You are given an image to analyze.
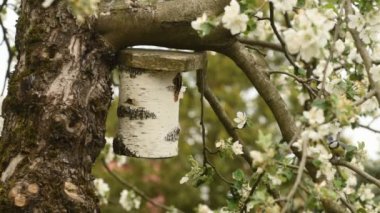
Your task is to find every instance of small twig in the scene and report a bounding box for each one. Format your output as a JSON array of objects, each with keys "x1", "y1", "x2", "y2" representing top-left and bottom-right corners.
[
  {"x1": 275, "y1": 161, "x2": 309, "y2": 175},
  {"x1": 268, "y1": 2, "x2": 299, "y2": 72},
  {"x1": 357, "y1": 123, "x2": 380, "y2": 134},
  {"x1": 101, "y1": 159, "x2": 181, "y2": 212},
  {"x1": 284, "y1": 12, "x2": 292, "y2": 28},
  {"x1": 205, "y1": 147, "x2": 219, "y2": 154},
  {"x1": 201, "y1": 83, "x2": 252, "y2": 164},
  {"x1": 354, "y1": 90, "x2": 376, "y2": 106},
  {"x1": 330, "y1": 159, "x2": 380, "y2": 188},
  {"x1": 268, "y1": 71, "x2": 318, "y2": 97},
  {"x1": 205, "y1": 159, "x2": 234, "y2": 185},
  {"x1": 197, "y1": 68, "x2": 234, "y2": 185},
  {"x1": 340, "y1": 195, "x2": 356, "y2": 213},
  {"x1": 237, "y1": 38, "x2": 284, "y2": 52},
  {"x1": 198, "y1": 68, "x2": 207, "y2": 168},
  {"x1": 281, "y1": 136, "x2": 308, "y2": 213},
  {"x1": 240, "y1": 172, "x2": 265, "y2": 213}
]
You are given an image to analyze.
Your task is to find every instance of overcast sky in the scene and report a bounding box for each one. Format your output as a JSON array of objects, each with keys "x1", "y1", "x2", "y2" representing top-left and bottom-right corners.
[{"x1": 0, "y1": 4, "x2": 379, "y2": 159}]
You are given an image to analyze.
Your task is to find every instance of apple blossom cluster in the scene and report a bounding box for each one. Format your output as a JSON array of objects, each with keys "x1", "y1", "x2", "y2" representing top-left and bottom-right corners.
[
  {"x1": 221, "y1": 0, "x2": 249, "y2": 35},
  {"x1": 179, "y1": 156, "x2": 212, "y2": 186},
  {"x1": 269, "y1": 0, "x2": 297, "y2": 13},
  {"x1": 215, "y1": 138, "x2": 243, "y2": 156},
  {"x1": 119, "y1": 189, "x2": 141, "y2": 211},
  {"x1": 93, "y1": 178, "x2": 110, "y2": 205},
  {"x1": 283, "y1": 8, "x2": 336, "y2": 62},
  {"x1": 191, "y1": 0, "x2": 249, "y2": 36}
]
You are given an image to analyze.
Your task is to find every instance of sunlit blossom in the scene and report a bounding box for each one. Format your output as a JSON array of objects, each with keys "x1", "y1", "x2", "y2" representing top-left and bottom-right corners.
[
  {"x1": 303, "y1": 107, "x2": 325, "y2": 126},
  {"x1": 222, "y1": 0, "x2": 249, "y2": 35},
  {"x1": 231, "y1": 141, "x2": 243, "y2": 155},
  {"x1": 234, "y1": 111, "x2": 247, "y2": 129},
  {"x1": 191, "y1": 13, "x2": 208, "y2": 31}
]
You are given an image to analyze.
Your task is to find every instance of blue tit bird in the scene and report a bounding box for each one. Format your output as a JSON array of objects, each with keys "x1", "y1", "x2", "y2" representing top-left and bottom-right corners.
[{"x1": 327, "y1": 135, "x2": 346, "y2": 158}]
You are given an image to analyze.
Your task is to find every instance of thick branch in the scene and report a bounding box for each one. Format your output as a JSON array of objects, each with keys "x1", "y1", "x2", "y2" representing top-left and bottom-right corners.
[
  {"x1": 219, "y1": 42, "x2": 297, "y2": 142},
  {"x1": 96, "y1": 0, "x2": 232, "y2": 50}
]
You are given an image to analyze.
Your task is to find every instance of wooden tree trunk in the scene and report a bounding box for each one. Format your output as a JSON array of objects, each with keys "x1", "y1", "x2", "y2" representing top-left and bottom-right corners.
[{"x1": 0, "y1": 1, "x2": 111, "y2": 211}]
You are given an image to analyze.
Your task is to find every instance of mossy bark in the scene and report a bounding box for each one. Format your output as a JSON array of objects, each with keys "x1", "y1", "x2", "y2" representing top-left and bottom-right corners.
[{"x1": 0, "y1": 1, "x2": 111, "y2": 211}]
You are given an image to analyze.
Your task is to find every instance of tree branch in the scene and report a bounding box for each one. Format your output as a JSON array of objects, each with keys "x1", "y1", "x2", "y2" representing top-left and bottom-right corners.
[
  {"x1": 237, "y1": 38, "x2": 284, "y2": 52},
  {"x1": 331, "y1": 159, "x2": 380, "y2": 188}
]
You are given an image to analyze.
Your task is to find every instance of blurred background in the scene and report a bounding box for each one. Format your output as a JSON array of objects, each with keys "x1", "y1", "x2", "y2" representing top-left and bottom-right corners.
[{"x1": 93, "y1": 52, "x2": 380, "y2": 212}]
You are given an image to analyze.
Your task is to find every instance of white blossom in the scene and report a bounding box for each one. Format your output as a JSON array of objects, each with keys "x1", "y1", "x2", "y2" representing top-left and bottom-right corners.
[
  {"x1": 372, "y1": 44, "x2": 380, "y2": 60},
  {"x1": 360, "y1": 97, "x2": 378, "y2": 113},
  {"x1": 335, "y1": 39, "x2": 345, "y2": 55},
  {"x1": 283, "y1": 9, "x2": 335, "y2": 62},
  {"x1": 343, "y1": 175, "x2": 357, "y2": 194},
  {"x1": 233, "y1": 111, "x2": 247, "y2": 129},
  {"x1": 93, "y1": 178, "x2": 110, "y2": 205},
  {"x1": 269, "y1": 0, "x2": 297, "y2": 13},
  {"x1": 179, "y1": 176, "x2": 189, "y2": 184},
  {"x1": 303, "y1": 107, "x2": 325, "y2": 126},
  {"x1": 316, "y1": 161, "x2": 336, "y2": 181},
  {"x1": 197, "y1": 204, "x2": 214, "y2": 213},
  {"x1": 268, "y1": 174, "x2": 282, "y2": 186},
  {"x1": 249, "y1": 150, "x2": 264, "y2": 165},
  {"x1": 42, "y1": 0, "x2": 55, "y2": 8},
  {"x1": 0, "y1": 117, "x2": 3, "y2": 136},
  {"x1": 215, "y1": 139, "x2": 226, "y2": 149},
  {"x1": 222, "y1": 0, "x2": 248, "y2": 35},
  {"x1": 231, "y1": 141, "x2": 243, "y2": 155},
  {"x1": 178, "y1": 86, "x2": 187, "y2": 100},
  {"x1": 119, "y1": 190, "x2": 141, "y2": 211},
  {"x1": 200, "y1": 186, "x2": 210, "y2": 201},
  {"x1": 358, "y1": 185, "x2": 375, "y2": 201},
  {"x1": 191, "y1": 13, "x2": 208, "y2": 31},
  {"x1": 370, "y1": 64, "x2": 380, "y2": 82},
  {"x1": 348, "y1": 13, "x2": 366, "y2": 32}
]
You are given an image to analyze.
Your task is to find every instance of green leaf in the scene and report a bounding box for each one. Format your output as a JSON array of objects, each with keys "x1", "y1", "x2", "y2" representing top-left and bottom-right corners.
[{"x1": 232, "y1": 169, "x2": 246, "y2": 182}]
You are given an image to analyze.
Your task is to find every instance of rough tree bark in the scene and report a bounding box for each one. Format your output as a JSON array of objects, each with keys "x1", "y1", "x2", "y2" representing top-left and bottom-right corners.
[
  {"x1": 0, "y1": 0, "x2": 345, "y2": 212},
  {"x1": 0, "y1": 1, "x2": 112, "y2": 211}
]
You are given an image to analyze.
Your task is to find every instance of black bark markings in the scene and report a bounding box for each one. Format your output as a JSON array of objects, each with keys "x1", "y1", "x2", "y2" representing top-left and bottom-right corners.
[
  {"x1": 117, "y1": 106, "x2": 156, "y2": 120},
  {"x1": 167, "y1": 73, "x2": 182, "y2": 102},
  {"x1": 124, "y1": 67, "x2": 144, "y2": 78},
  {"x1": 113, "y1": 135, "x2": 137, "y2": 157},
  {"x1": 164, "y1": 126, "x2": 180, "y2": 142}
]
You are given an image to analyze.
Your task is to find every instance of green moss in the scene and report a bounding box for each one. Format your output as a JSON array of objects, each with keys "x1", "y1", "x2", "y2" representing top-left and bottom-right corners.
[{"x1": 25, "y1": 25, "x2": 46, "y2": 44}]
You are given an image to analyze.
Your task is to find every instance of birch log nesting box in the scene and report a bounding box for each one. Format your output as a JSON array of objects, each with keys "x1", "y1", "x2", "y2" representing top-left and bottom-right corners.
[{"x1": 114, "y1": 48, "x2": 207, "y2": 158}]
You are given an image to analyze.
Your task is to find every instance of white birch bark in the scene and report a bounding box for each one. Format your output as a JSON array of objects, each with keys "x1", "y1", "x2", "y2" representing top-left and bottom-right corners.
[{"x1": 114, "y1": 49, "x2": 206, "y2": 158}]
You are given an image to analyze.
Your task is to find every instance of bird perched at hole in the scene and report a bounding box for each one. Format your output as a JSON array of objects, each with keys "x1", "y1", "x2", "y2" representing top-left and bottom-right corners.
[{"x1": 327, "y1": 135, "x2": 346, "y2": 158}]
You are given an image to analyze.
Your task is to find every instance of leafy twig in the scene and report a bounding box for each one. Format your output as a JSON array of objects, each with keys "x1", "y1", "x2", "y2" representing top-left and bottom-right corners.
[
  {"x1": 268, "y1": 2, "x2": 299, "y2": 72},
  {"x1": 240, "y1": 172, "x2": 265, "y2": 213},
  {"x1": 281, "y1": 135, "x2": 308, "y2": 213}
]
